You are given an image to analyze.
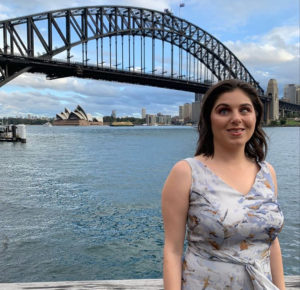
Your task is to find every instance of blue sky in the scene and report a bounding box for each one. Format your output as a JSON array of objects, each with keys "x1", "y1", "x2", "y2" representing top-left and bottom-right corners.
[{"x1": 0, "y1": 0, "x2": 299, "y2": 118}]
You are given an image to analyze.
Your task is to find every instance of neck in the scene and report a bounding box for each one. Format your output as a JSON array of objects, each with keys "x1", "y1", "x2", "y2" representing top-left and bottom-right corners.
[{"x1": 212, "y1": 142, "x2": 248, "y2": 164}]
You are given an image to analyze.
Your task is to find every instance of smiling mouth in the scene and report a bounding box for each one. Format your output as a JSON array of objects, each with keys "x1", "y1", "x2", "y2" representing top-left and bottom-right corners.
[{"x1": 227, "y1": 128, "x2": 245, "y2": 132}]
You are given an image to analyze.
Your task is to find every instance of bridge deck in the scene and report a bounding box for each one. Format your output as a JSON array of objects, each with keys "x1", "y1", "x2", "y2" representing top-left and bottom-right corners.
[{"x1": 0, "y1": 276, "x2": 299, "y2": 289}]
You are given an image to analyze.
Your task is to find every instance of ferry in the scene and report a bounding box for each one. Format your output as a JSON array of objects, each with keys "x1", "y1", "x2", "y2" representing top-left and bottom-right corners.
[{"x1": 110, "y1": 121, "x2": 134, "y2": 127}]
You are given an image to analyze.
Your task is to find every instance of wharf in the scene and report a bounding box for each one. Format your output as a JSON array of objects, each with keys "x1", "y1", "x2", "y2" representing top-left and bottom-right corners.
[
  {"x1": 0, "y1": 276, "x2": 299, "y2": 290},
  {"x1": 0, "y1": 124, "x2": 26, "y2": 143}
]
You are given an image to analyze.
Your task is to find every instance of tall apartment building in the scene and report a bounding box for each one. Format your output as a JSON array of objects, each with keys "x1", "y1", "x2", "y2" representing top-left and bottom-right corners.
[
  {"x1": 192, "y1": 93, "x2": 203, "y2": 123},
  {"x1": 183, "y1": 103, "x2": 192, "y2": 122},
  {"x1": 141, "y1": 108, "x2": 146, "y2": 119},
  {"x1": 146, "y1": 114, "x2": 156, "y2": 125},
  {"x1": 296, "y1": 88, "x2": 300, "y2": 105},
  {"x1": 284, "y1": 84, "x2": 297, "y2": 104},
  {"x1": 157, "y1": 113, "x2": 172, "y2": 125},
  {"x1": 192, "y1": 102, "x2": 201, "y2": 123},
  {"x1": 179, "y1": 105, "x2": 184, "y2": 119},
  {"x1": 266, "y1": 79, "x2": 279, "y2": 120},
  {"x1": 111, "y1": 110, "x2": 116, "y2": 118}
]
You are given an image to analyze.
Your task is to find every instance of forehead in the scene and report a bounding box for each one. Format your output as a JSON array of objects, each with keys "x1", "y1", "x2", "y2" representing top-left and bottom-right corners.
[{"x1": 213, "y1": 89, "x2": 253, "y2": 107}]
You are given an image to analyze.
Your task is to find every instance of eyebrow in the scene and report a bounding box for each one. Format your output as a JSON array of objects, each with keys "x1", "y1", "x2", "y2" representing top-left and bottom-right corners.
[{"x1": 214, "y1": 103, "x2": 253, "y2": 109}]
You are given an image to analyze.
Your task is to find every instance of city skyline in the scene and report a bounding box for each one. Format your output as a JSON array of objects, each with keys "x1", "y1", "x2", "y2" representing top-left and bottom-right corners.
[{"x1": 0, "y1": 0, "x2": 298, "y2": 118}]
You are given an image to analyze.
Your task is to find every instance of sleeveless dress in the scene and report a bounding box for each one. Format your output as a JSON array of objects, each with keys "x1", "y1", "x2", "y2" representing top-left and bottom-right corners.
[{"x1": 182, "y1": 158, "x2": 284, "y2": 290}]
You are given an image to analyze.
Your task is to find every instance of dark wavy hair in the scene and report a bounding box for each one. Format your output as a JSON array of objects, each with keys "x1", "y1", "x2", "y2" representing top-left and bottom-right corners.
[{"x1": 195, "y1": 79, "x2": 268, "y2": 161}]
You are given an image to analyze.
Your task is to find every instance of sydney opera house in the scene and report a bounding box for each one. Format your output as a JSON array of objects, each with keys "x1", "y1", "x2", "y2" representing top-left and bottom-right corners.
[{"x1": 53, "y1": 105, "x2": 103, "y2": 126}]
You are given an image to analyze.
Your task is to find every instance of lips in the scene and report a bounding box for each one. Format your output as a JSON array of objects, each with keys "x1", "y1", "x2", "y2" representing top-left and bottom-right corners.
[
  {"x1": 227, "y1": 128, "x2": 245, "y2": 132},
  {"x1": 226, "y1": 128, "x2": 245, "y2": 136}
]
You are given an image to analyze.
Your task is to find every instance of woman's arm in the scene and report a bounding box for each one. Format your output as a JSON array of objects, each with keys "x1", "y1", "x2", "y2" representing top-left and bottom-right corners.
[
  {"x1": 162, "y1": 160, "x2": 191, "y2": 290},
  {"x1": 267, "y1": 163, "x2": 285, "y2": 289},
  {"x1": 270, "y1": 238, "x2": 285, "y2": 289}
]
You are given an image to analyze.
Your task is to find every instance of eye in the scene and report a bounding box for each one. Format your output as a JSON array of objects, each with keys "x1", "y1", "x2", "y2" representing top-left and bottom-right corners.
[
  {"x1": 218, "y1": 108, "x2": 229, "y2": 115},
  {"x1": 240, "y1": 107, "x2": 252, "y2": 114}
]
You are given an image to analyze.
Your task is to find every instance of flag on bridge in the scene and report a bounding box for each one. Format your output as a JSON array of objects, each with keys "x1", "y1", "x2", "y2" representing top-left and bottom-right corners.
[{"x1": 179, "y1": 3, "x2": 185, "y2": 7}]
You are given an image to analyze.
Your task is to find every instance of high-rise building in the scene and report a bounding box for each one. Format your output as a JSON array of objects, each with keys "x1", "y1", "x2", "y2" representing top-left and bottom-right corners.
[
  {"x1": 183, "y1": 103, "x2": 192, "y2": 122},
  {"x1": 266, "y1": 79, "x2": 279, "y2": 121},
  {"x1": 296, "y1": 88, "x2": 300, "y2": 105},
  {"x1": 284, "y1": 84, "x2": 297, "y2": 104},
  {"x1": 111, "y1": 110, "x2": 116, "y2": 118},
  {"x1": 141, "y1": 108, "x2": 146, "y2": 119},
  {"x1": 156, "y1": 114, "x2": 171, "y2": 125},
  {"x1": 179, "y1": 105, "x2": 184, "y2": 119},
  {"x1": 165, "y1": 115, "x2": 172, "y2": 125},
  {"x1": 192, "y1": 93, "x2": 203, "y2": 123},
  {"x1": 146, "y1": 114, "x2": 156, "y2": 125},
  {"x1": 192, "y1": 101, "x2": 201, "y2": 123}
]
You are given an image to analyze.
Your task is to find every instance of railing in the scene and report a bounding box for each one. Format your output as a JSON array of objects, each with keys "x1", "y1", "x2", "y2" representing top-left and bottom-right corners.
[{"x1": 0, "y1": 277, "x2": 299, "y2": 289}]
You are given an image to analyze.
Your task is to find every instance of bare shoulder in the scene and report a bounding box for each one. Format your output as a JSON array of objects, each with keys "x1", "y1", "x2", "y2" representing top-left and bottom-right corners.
[
  {"x1": 162, "y1": 160, "x2": 192, "y2": 198},
  {"x1": 170, "y1": 160, "x2": 192, "y2": 177}
]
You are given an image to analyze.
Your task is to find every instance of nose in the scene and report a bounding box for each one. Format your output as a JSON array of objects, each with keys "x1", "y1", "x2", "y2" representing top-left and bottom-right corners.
[{"x1": 230, "y1": 110, "x2": 242, "y2": 124}]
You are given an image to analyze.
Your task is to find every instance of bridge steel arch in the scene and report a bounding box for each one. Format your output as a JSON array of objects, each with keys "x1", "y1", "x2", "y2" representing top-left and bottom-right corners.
[{"x1": 0, "y1": 5, "x2": 265, "y2": 95}]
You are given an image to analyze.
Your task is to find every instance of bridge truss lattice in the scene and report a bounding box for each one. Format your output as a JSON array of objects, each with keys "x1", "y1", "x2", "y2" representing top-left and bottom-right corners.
[{"x1": 0, "y1": 6, "x2": 264, "y2": 95}]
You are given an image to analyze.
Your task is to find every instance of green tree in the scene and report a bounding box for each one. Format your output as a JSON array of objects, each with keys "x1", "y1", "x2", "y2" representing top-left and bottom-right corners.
[
  {"x1": 270, "y1": 120, "x2": 278, "y2": 126},
  {"x1": 280, "y1": 119, "x2": 286, "y2": 125}
]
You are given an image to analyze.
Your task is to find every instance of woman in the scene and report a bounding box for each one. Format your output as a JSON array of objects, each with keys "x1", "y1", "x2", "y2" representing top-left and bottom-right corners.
[{"x1": 162, "y1": 79, "x2": 285, "y2": 290}]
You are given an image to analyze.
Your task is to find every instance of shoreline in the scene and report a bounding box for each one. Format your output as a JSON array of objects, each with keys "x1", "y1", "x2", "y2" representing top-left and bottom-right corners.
[{"x1": 263, "y1": 125, "x2": 300, "y2": 127}]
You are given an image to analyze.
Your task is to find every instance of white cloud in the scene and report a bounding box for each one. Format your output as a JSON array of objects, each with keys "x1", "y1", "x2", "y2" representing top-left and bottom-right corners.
[
  {"x1": 224, "y1": 24, "x2": 299, "y2": 93},
  {"x1": 226, "y1": 41, "x2": 295, "y2": 65},
  {"x1": 0, "y1": 4, "x2": 10, "y2": 19},
  {"x1": 263, "y1": 26, "x2": 299, "y2": 45},
  {"x1": 0, "y1": 90, "x2": 62, "y2": 116},
  {"x1": 3, "y1": 72, "x2": 193, "y2": 117},
  {"x1": 10, "y1": 74, "x2": 121, "y2": 98}
]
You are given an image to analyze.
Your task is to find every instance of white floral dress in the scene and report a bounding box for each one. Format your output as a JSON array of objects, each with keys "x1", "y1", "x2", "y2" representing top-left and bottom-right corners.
[{"x1": 182, "y1": 158, "x2": 284, "y2": 290}]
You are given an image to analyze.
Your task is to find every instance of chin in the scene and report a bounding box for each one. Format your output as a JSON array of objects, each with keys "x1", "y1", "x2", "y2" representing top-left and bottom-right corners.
[{"x1": 226, "y1": 138, "x2": 248, "y2": 147}]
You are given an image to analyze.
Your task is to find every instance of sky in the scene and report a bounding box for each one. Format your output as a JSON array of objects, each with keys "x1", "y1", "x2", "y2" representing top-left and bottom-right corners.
[{"x1": 0, "y1": 0, "x2": 299, "y2": 118}]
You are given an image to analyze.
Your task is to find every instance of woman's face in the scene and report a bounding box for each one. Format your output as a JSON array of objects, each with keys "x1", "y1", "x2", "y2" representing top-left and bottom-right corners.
[{"x1": 210, "y1": 89, "x2": 256, "y2": 149}]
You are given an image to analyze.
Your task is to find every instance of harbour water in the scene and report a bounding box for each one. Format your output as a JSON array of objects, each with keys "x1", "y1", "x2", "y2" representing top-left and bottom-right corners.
[{"x1": 0, "y1": 125, "x2": 299, "y2": 282}]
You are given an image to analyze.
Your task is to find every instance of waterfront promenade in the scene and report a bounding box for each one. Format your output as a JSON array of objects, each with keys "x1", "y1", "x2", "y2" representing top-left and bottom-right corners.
[{"x1": 0, "y1": 277, "x2": 299, "y2": 289}]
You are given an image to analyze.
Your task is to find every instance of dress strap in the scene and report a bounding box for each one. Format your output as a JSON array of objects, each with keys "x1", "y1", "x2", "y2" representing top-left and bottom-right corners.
[
  {"x1": 258, "y1": 161, "x2": 276, "y2": 196},
  {"x1": 183, "y1": 157, "x2": 204, "y2": 194},
  {"x1": 183, "y1": 157, "x2": 198, "y2": 177}
]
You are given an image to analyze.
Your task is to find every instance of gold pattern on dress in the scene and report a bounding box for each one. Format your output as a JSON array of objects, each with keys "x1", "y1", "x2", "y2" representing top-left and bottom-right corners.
[
  {"x1": 264, "y1": 180, "x2": 271, "y2": 189},
  {"x1": 208, "y1": 240, "x2": 220, "y2": 250},
  {"x1": 203, "y1": 277, "x2": 209, "y2": 289},
  {"x1": 240, "y1": 240, "x2": 249, "y2": 250},
  {"x1": 189, "y1": 215, "x2": 199, "y2": 225}
]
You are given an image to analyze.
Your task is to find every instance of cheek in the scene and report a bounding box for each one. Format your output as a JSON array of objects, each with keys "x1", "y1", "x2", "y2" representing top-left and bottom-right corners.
[
  {"x1": 210, "y1": 119, "x2": 221, "y2": 134},
  {"x1": 251, "y1": 115, "x2": 256, "y2": 126},
  {"x1": 247, "y1": 115, "x2": 256, "y2": 130},
  {"x1": 210, "y1": 115, "x2": 224, "y2": 128}
]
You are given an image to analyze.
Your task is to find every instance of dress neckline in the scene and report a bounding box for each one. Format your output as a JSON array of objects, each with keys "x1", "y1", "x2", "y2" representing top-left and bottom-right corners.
[{"x1": 193, "y1": 157, "x2": 263, "y2": 197}]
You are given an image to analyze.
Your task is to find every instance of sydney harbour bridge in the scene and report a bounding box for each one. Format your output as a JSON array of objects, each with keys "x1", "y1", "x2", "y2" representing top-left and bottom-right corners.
[{"x1": 0, "y1": 5, "x2": 299, "y2": 121}]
